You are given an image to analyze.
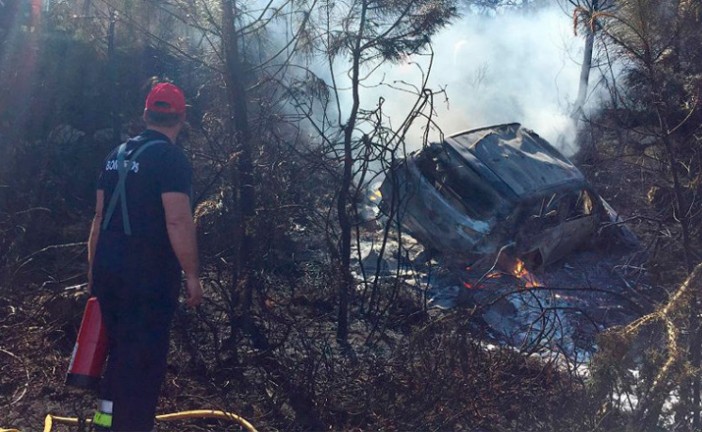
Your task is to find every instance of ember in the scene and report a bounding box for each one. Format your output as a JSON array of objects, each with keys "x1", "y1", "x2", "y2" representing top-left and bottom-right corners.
[{"x1": 485, "y1": 271, "x2": 502, "y2": 280}]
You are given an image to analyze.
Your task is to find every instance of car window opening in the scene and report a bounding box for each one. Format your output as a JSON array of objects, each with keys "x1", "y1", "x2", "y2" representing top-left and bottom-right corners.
[
  {"x1": 416, "y1": 147, "x2": 500, "y2": 221},
  {"x1": 564, "y1": 190, "x2": 595, "y2": 221},
  {"x1": 524, "y1": 195, "x2": 560, "y2": 230},
  {"x1": 523, "y1": 190, "x2": 595, "y2": 227}
]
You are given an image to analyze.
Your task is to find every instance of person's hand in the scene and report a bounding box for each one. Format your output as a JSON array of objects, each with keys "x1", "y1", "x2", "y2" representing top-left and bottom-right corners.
[{"x1": 185, "y1": 274, "x2": 203, "y2": 308}]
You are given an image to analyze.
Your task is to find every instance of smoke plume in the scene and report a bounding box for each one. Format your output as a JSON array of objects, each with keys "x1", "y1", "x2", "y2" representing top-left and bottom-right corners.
[{"x1": 360, "y1": 4, "x2": 597, "y2": 156}]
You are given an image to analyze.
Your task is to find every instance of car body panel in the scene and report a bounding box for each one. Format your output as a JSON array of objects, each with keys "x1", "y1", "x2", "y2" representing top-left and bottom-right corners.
[
  {"x1": 382, "y1": 154, "x2": 492, "y2": 257},
  {"x1": 446, "y1": 123, "x2": 585, "y2": 198},
  {"x1": 380, "y1": 123, "x2": 621, "y2": 267}
]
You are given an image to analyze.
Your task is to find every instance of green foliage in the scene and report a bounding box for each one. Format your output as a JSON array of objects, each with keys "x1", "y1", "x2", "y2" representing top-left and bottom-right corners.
[
  {"x1": 594, "y1": 0, "x2": 702, "y2": 258},
  {"x1": 319, "y1": 0, "x2": 457, "y2": 62}
]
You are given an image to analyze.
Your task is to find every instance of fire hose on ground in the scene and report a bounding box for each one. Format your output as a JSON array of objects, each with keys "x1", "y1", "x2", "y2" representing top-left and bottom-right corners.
[{"x1": 0, "y1": 409, "x2": 258, "y2": 432}]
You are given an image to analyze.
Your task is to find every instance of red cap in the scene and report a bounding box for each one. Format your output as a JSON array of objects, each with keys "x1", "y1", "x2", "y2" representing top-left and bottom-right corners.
[{"x1": 145, "y1": 83, "x2": 186, "y2": 114}]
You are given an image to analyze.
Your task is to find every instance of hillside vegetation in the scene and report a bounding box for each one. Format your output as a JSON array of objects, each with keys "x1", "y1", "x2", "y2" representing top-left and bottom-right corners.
[{"x1": 2, "y1": 1, "x2": 702, "y2": 431}]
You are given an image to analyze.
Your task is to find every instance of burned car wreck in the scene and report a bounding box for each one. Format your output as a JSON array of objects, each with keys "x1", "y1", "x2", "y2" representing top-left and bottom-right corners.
[{"x1": 380, "y1": 123, "x2": 636, "y2": 268}]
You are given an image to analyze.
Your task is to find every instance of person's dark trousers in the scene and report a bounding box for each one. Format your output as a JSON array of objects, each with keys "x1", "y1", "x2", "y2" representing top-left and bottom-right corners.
[{"x1": 93, "y1": 246, "x2": 179, "y2": 432}]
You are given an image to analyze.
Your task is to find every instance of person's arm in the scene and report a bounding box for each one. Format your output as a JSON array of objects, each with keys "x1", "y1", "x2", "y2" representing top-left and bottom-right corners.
[
  {"x1": 87, "y1": 190, "x2": 104, "y2": 294},
  {"x1": 162, "y1": 191, "x2": 203, "y2": 307}
]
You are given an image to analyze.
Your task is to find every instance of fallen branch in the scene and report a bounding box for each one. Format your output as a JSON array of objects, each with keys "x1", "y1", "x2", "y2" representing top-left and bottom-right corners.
[
  {"x1": 13, "y1": 241, "x2": 87, "y2": 276},
  {"x1": 621, "y1": 261, "x2": 702, "y2": 428}
]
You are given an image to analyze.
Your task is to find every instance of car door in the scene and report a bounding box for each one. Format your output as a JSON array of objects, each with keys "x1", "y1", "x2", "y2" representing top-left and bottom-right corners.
[
  {"x1": 554, "y1": 188, "x2": 598, "y2": 254},
  {"x1": 516, "y1": 189, "x2": 597, "y2": 267},
  {"x1": 515, "y1": 193, "x2": 562, "y2": 267}
]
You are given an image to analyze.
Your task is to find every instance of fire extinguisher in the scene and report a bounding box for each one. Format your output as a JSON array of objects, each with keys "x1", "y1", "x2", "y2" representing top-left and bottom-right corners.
[{"x1": 66, "y1": 297, "x2": 108, "y2": 390}]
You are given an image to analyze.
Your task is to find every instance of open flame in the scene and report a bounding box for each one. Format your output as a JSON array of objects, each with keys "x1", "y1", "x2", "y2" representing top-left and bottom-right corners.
[
  {"x1": 462, "y1": 256, "x2": 542, "y2": 289},
  {"x1": 511, "y1": 257, "x2": 542, "y2": 289}
]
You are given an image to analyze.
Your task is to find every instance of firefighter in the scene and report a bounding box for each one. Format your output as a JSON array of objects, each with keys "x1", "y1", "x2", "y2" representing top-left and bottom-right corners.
[{"x1": 87, "y1": 82, "x2": 203, "y2": 431}]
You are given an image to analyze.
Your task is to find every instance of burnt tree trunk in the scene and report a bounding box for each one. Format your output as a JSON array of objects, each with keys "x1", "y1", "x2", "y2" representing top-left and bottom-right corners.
[
  {"x1": 571, "y1": 0, "x2": 598, "y2": 121},
  {"x1": 107, "y1": 8, "x2": 121, "y2": 145},
  {"x1": 335, "y1": 2, "x2": 369, "y2": 345},
  {"x1": 221, "y1": 0, "x2": 257, "y2": 341}
]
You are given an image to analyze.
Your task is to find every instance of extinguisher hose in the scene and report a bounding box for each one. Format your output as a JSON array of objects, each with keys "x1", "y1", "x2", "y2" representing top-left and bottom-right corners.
[{"x1": 40, "y1": 409, "x2": 258, "y2": 432}]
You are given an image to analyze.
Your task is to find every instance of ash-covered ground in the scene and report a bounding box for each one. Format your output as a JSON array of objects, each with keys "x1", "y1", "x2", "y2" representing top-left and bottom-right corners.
[{"x1": 353, "y1": 230, "x2": 650, "y2": 362}]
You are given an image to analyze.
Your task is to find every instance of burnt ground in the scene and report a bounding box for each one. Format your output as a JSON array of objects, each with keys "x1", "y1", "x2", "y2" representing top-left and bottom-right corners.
[
  {"x1": 356, "y1": 227, "x2": 650, "y2": 368},
  {"x1": 458, "y1": 246, "x2": 651, "y2": 359},
  {"x1": 1, "y1": 270, "x2": 599, "y2": 432},
  {"x1": 0, "y1": 150, "x2": 670, "y2": 432},
  {"x1": 2, "y1": 231, "x2": 647, "y2": 432}
]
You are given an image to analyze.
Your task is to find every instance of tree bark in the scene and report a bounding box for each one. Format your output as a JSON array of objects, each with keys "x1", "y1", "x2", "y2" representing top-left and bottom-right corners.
[
  {"x1": 221, "y1": 0, "x2": 256, "y2": 335},
  {"x1": 335, "y1": 1, "x2": 369, "y2": 344},
  {"x1": 655, "y1": 85, "x2": 699, "y2": 430},
  {"x1": 571, "y1": 0, "x2": 598, "y2": 121},
  {"x1": 107, "y1": 8, "x2": 121, "y2": 145}
]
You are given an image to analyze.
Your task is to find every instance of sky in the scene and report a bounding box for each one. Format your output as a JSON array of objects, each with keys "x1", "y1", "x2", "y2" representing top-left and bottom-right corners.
[{"x1": 342, "y1": 4, "x2": 601, "y2": 156}]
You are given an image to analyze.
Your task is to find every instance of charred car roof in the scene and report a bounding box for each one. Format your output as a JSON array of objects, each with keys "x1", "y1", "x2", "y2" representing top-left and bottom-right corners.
[{"x1": 443, "y1": 123, "x2": 586, "y2": 201}]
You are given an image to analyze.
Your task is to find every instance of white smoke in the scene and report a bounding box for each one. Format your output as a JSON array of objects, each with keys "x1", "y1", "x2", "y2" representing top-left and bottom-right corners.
[{"x1": 354, "y1": 4, "x2": 596, "y2": 156}]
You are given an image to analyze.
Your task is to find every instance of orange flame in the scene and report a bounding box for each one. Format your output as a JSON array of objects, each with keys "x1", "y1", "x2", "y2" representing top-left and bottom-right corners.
[
  {"x1": 463, "y1": 265, "x2": 476, "y2": 289},
  {"x1": 512, "y1": 258, "x2": 542, "y2": 288},
  {"x1": 463, "y1": 257, "x2": 542, "y2": 290}
]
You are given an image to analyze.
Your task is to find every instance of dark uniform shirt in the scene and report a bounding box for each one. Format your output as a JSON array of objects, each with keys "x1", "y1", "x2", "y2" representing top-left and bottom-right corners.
[
  {"x1": 91, "y1": 129, "x2": 192, "y2": 431},
  {"x1": 94, "y1": 130, "x2": 192, "y2": 274}
]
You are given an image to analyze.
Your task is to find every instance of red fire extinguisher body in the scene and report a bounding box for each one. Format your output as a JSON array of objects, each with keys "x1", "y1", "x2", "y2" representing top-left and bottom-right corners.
[{"x1": 66, "y1": 297, "x2": 108, "y2": 390}]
